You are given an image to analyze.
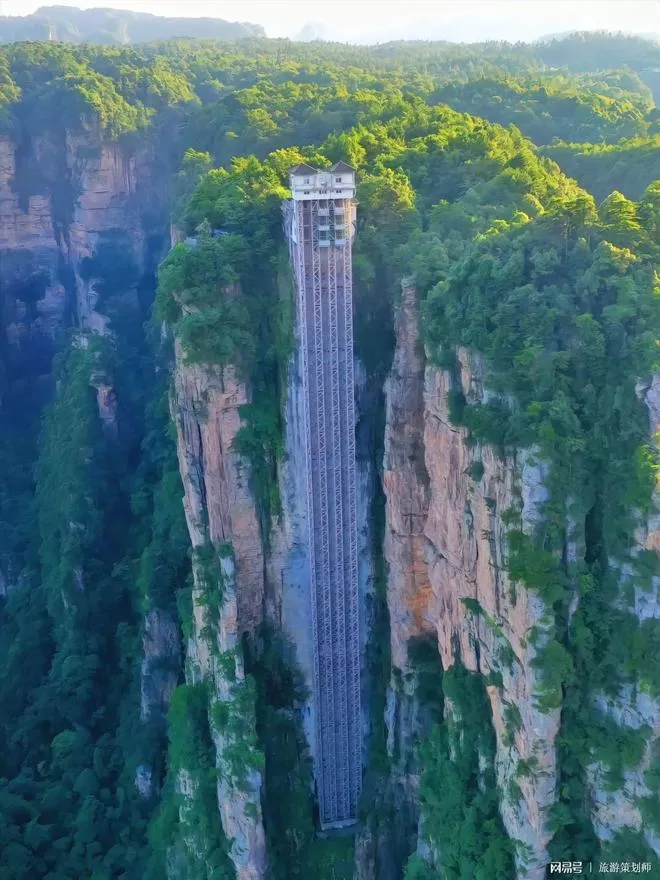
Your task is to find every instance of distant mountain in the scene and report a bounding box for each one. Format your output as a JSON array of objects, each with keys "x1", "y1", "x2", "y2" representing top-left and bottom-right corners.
[
  {"x1": 295, "y1": 22, "x2": 327, "y2": 43},
  {"x1": 0, "y1": 5, "x2": 266, "y2": 44},
  {"x1": 539, "y1": 28, "x2": 659, "y2": 45}
]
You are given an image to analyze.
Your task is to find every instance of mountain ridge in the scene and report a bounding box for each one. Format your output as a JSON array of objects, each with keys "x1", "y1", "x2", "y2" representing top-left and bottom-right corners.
[{"x1": 0, "y1": 4, "x2": 266, "y2": 44}]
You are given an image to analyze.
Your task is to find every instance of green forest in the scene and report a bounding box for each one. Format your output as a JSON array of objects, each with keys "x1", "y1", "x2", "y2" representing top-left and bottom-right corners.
[{"x1": 0, "y1": 27, "x2": 659, "y2": 880}]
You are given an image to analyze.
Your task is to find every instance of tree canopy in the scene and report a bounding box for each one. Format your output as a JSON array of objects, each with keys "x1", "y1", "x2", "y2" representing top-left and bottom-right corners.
[{"x1": 1, "y1": 28, "x2": 659, "y2": 880}]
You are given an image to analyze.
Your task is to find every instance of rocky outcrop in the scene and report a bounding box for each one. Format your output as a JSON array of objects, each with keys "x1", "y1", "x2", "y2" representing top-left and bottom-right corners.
[
  {"x1": 383, "y1": 283, "x2": 433, "y2": 672},
  {"x1": 140, "y1": 608, "x2": 180, "y2": 723},
  {"x1": 0, "y1": 126, "x2": 167, "y2": 383},
  {"x1": 383, "y1": 283, "x2": 559, "y2": 879},
  {"x1": 210, "y1": 558, "x2": 267, "y2": 880},
  {"x1": 589, "y1": 686, "x2": 660, "y2": 853},
  {"x1": 266, "y1": 347, "x2": 318, "y2": 750},
  {"x1": 170, "y1": 345, "x2": 267, "y2": 880},
  {"x1": 352, "y1": 283, "x2": 433, "y2": 880},
  {"x1": 65, "y1": 129, "x2": 165, "y2": 334},
  {"x1": 0, "y1": 122, "x2": 169, "y2": 659},
  {"x1": 586, "y1": 376, "x2": 660, "y2": 855},
  {"x1": 424, "y1": 357, "x2": 559, "y2": 878},
  {"x1": 90, "y1": 376, "x2": 119, "y2": 438},
  {"x1": 0, "y1": 134, "x2": 66, "y2": 384},
  {"x1": 172, "y1": 349, "x2": 264, "y2": 633}
]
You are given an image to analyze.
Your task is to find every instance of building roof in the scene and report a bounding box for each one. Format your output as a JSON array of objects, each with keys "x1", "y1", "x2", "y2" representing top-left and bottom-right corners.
[
  {"x1": 289, "y1": 163, "x2": 317, "y2": 175},
  {"x1": 330, "y1": 161, "x2": 355, "y2": 173}
]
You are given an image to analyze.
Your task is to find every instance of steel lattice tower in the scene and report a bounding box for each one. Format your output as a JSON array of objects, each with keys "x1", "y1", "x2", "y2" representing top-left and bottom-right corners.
[{"x1": 285, "y1": 163, "x2": 361, "y2": 828}]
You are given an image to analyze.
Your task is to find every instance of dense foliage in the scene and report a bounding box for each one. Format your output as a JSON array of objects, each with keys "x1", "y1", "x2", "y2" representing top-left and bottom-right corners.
[
  {"x1": 1, "y1": 27, "x2": 659, "y2": 880},
  {"x1": 0, "y1": 329, "x2": 191, "y2": 877},
  {"x1": 433, "y1": 71, "x2": 653, "y2": 145},
  {"x1": 405, "y1": 663, "x2": 515, "y2": 880},
  {"x1": 2, "y1": 31, "x2": 659, "y2": 146},
  {"x1": 543, "y1": 135, "x2": 660, "y2": 201}
]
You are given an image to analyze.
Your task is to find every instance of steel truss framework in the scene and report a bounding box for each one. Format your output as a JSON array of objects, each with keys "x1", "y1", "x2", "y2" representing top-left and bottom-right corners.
[{"x1": 291, "y1": 194, "x2": 361, "y2": 828}]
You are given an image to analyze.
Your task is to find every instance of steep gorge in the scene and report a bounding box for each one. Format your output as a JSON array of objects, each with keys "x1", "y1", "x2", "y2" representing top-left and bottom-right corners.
[
  {"x1": 158, "y1": 212, "x2": 660, "y2": 880},
  {"x1": 0, "y1": 123, "x2": 169, "y2": 595},
  {"x1": 1, "y1": 37, "x2": 660, "y2": 880}
]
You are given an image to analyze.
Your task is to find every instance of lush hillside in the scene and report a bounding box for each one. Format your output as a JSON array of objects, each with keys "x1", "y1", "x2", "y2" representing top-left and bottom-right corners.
[
  {"x1": 1, "y1": 36, "x2": 657, "y2": 156},
  {"x1": 0, "y1": 30, "x2": 658, "y2": 880},
  {"x1": 542, "y1": 135, "x2": 660, "y2": 201},
  {"x1": 431, "y1": 72, "x2": 654, "y2": 144}
]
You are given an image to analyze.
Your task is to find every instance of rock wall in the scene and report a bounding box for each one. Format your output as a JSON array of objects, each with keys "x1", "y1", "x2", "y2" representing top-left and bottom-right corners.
[
  {"x1": 0, "y1": 126, "x2": 167, "y2": 384},
  {"x1": 140, "y1": 608, "x2": 181, "y2": 724},
  {"x1": 135, "y1": 608, "x2": 180, "y2": 800},
  {"x1": 172, "y1": 348, "x2": 265, "y2": 633},
  {"x1": 0, "y1": 121, "x2": 169, "y2": 635},
  {"x1": 0, "y1": 133, "x2": 67, "y2": 387},
  {"x1": 383, "y1": 284, "x2": 433, "y2": 672},
  {"x1": 170, "y1": 345, "x2": 267, "y2": 880},
  {"x1": 383, "y1": 283, "x2": 560, "y2": 879},
  {"x1": 353, "y1": 283, "x2": 436, "y2": 880},
  {"x1": 586, "y1": 375, "x2": 660, "y2": 856}
]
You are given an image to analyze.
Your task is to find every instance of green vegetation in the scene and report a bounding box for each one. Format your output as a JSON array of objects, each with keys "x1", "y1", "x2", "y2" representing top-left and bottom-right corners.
[
  {"x1": 503, "y1": 703, "x2": 523, "y2": 745},
  {"x1": 246, "y1": 629, "x2": 356, "y2": 880},
  {"x1": 2, "y1": 31, "x2": 659, "y2": 147},
  {"x1": 1, "y1": 27, "x2": 660, "y2": 880},
  {"x1": 600, "y1": 830, "x2": 659, "y2": 870},
  {"x1": 194, "y1": 542, "x2": 227, "y2": 641},
  {"x1": 466, "y1": 460, "x2": 485, "y2": 482},
  {"x1": 433, "y1": 72, "x2": 653, "y2": 146},
  {"x1": 542, "y1": 136, "x2": 660, "y2": 202},
  {"x1": 148, "y1": 682, "x2": 234, "y2": 880},
  {"x1": 157, "y1": 155, "x2": 294, "y2": 539},
  {"x1": 0, "y1": 325, "x2": 191, "y2": 877},
  {"x1": 248, "y1": 632, "x2": 316, "y2": 878},
  {"x1": 213, "y1": 673, "x2": 264, "y2": 792},
  {"x1": 406, "y1": 662, "x2": 515, "y2": 880},
  {"x1": 408, "y1": 82, "x2": 659, "y2": 872},
  {"x1": 0, "y1": 128, "x2": 188, "y2": 872}
]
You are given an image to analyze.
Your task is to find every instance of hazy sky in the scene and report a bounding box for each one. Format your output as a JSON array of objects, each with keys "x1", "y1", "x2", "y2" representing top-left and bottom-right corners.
[{"x1": 2, "y1": 0, "x2": 660, "y2": 44}]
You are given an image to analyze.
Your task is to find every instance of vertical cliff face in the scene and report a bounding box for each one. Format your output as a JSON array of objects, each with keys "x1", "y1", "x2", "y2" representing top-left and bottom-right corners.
[
  {"x1": 64, "y1": 129, "x2": 166, "y2": 334},
  {"x1": 421, "y1": 355, "x2": 560, "y2": 879},
  {"x1": 383, "y1": 284, "x2": 560, "y2": 879},
  {"x1": 0, "y1": 124, "x2": 169, "y2": 593},
  {"x1": 586, "y1": 375, "x2": 660, "y2": 854},
  {"x1": 0, "y1": 136, "x2": 60, "y2": 380},
  {"x1": 383, "y1": 284, "x2": 433, "y2": 672},
  {"x1": 172, "y1": 349, "x2": 265, "y2": 632},
  {"x1": 170, "y1": 345, "x2": 267, "y2": 880},
  {"x1": 0, "y1": 126, "x2": 167, "y2": 385},
  {"x1": 383, "y1": 281, "x2": 660, "y2": 876},
  {"x1": 165, "y1": 277, "x2": 377, "y2": 875},
  {"x1": 141, "y1": 608, "x2": 181, "y2": 724},
  {"x1": 266, "y1": 348, "x2": 317, "y2": 748},
  {"x1": 1, "y1": 118, "x2": 172, "y2": 706}
]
